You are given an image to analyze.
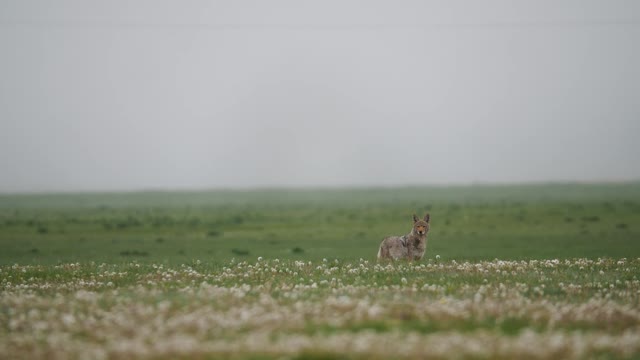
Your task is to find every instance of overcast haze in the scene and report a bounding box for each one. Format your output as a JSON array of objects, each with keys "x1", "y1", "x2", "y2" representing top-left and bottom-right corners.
[{"x1": 1, "y1": 1, "x2": 639, "y2": 193}]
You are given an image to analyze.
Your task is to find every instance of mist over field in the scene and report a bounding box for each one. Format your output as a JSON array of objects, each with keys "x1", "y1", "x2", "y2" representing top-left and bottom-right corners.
[{"x1": 1, "y1": 1, "x2": 639, "y2": 193}]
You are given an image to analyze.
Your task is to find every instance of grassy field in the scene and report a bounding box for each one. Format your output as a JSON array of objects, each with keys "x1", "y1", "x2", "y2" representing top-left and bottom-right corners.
[
  {"x1": 1, "y1": 183, "x2": 640, "y2": 359},
  {"x1": 1, "y1": 183, "x2": 640, "y2": 265}
]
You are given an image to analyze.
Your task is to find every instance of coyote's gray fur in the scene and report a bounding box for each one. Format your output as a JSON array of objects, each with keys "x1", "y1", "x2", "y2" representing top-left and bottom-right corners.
[{"x1": 377, "y1": 213, "x2": 430, "y2": 261}]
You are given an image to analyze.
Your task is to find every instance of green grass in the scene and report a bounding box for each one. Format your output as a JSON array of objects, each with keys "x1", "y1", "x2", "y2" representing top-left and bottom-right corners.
[
  {"x1": 2, "y1": 182, "x2": 640, "y2": 359},
  {"x1": 1, "y1": 183, "x2": 639, "y2": 265}
]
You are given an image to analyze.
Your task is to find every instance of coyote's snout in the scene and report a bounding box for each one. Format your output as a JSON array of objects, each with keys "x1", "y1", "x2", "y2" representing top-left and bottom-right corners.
[{"x1": 377, "y1": 213, "x2": 431, "y2": 261}]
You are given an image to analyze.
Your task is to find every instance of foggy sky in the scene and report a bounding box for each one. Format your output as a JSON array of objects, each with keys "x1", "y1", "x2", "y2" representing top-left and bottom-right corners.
[{"x1": 1, "y1": 1, "x2": 639, "y2": 193}]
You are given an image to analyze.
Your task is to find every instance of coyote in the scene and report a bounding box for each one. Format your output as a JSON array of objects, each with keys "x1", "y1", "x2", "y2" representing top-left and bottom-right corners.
[{"x1": 377, "y1": 213, "x2": 430, "y2": 261}]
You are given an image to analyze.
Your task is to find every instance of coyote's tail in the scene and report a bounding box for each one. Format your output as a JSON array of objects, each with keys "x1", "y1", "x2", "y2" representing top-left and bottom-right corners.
[{"x1": 377, "y1": 243, "x2": 389, "y2": 261}]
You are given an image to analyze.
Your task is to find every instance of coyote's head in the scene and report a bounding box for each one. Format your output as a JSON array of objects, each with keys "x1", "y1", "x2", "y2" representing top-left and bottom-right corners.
[{"x1": 412, "y1": 213, "x2": 431, "y2": 236}]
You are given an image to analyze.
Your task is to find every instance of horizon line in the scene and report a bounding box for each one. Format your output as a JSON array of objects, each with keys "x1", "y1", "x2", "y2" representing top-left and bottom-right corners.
[{"x1": 2, "y1": 179, "x2": 639, "y2": 197}]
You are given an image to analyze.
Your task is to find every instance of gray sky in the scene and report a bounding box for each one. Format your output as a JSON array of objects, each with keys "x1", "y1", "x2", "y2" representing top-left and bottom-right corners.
[{"x1": 1, "y1": 1, "x2": 639, "y2": 193}]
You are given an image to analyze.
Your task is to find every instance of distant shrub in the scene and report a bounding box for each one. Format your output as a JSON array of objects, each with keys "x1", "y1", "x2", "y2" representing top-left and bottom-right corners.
[
  {"x1": 207, "y1": 230, "x2": 223, "y2": 237},
  {"x1": 292, "y1": 247, "x2": 305, "y2": 254},
  {"x1": 581, "y1": 216, "x2": 600, "y2": 222},
  {"x1": 115, "y1": 216, "x2": 142, "y2": 229},
  {"x1": 231, "y1": 248, "x2": 250, "y2": 256},
  {"x1": 119, "y1": 250, "x2": 149, "y2": 257},
  {"x1": 37, "y1": 226, "x2": 48, "y2": 234},
  {"x1": 616, "y1": 223, "x2": 628, "y2": 229},
  {"x1": 155, "y1": 237, "x2": 165, "y2": 243}
]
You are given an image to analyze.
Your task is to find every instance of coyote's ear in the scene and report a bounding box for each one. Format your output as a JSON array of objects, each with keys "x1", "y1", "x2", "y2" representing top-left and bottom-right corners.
[
  {"x1": 424, "y1": 213, "x2": 431, "y2": 223},
  {"x1": 413, "y1": 214, "x2": 419, "y2": 223}
]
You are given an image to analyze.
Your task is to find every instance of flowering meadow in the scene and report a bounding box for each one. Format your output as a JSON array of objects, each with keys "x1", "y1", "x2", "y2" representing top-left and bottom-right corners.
[{"x1": 2, "y1": 257, "x2": 640, "y2": 359}]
